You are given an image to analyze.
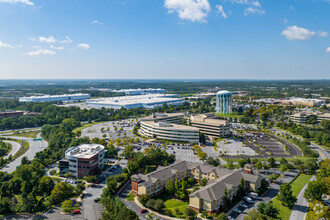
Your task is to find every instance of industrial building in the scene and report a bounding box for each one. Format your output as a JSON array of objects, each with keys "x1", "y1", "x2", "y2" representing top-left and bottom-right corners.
[
  {"x1": 189, "y1": 114, "x2": 231, "y2": 139},
  {"x1": 216, "y1": 90, "x2": 232, "y2": 115},
  {"x1": 19, "y1": 93, "x2": 90, "y2": 103},
  {"x1": 141, "y1": 112, "x2": 185, "y2": 124},
  {"x1": 280, "y1": 98, "x2": 325, "y2": 107},
  {"x1": 131, "y1": 160, "x2": 261, "y2": 214},
  {"x1": 112, "y1": 88, "x2": 166, "y2": 95},
  {"x1": 86, "y1": 94, "x2": 185, "y2": 109},
  {"x1": 60, "y1": 144, "x2": 105, "y2": 178},
  {"x1": 139, "y1": 121, "x2": 200, "y2": 143}
]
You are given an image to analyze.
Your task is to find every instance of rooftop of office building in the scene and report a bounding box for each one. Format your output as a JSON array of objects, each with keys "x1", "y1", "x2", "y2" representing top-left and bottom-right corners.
[{"x1": 66, "y1": 144, "x2": 104, "y2": 159}]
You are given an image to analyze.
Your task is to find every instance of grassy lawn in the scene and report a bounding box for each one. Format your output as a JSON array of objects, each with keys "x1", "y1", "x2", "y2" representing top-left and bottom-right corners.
[
  {"x1": 8, "y1": 130, "x2": 40, "y2": 138},
  {"x1": 73, "y1": 121, "x2": 104, "y2": 133},
  {"x1": 154, "y1": 194, "x2": 190, "y2": 218},
  {"x1": 215, "y1": 112, "x2": 244, "y2": 119},
  {"x1": 126, "y1": 193, "x2": 135, "y2": 201},
  {"x1": 272, "y1": 174, "x2": 312, "y2": 220}
]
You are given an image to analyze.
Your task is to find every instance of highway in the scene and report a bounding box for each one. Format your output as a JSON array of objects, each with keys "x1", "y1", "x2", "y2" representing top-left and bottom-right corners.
[
  {"x1": 0, "y1": 135, "x2": 48, "y2": 173},
  {"x1": 289, "y1": 176, "x2": 316, "y2": 220},
  {"x1": 3, "y1": 140, "x2": 21, "y2": 159}
]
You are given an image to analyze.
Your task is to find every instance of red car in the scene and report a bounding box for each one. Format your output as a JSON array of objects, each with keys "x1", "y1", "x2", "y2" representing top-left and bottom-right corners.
[
  {"x1": 72, "y1": 209, "x2": 81, "y2": 214},
  {"x1": 140, "y1": 209, "x2": 148, "y2": 214}
]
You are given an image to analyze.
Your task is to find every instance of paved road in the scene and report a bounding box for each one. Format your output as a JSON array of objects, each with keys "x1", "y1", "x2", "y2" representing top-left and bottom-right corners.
[
  {"x1": 82, "y1": 183, "x2": 106, "y2": 220},
  {"x1": 3, "y1": 140, "x2": 21, "y2": 159},
  {"x1": 289, "y1": 175, "x2": 315, "y2": 220},
  {"x1": 0, "y1": 135, "x2": 48, "y2": 173}
]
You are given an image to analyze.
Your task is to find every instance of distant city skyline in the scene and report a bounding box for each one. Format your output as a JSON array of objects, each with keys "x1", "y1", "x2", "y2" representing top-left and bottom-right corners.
[{"x1": 0, "y1": 0, "x2": 329, "y2": 79}]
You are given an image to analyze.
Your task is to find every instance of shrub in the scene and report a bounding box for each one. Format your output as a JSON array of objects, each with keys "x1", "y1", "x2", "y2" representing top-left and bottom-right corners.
[{"x1": 138, "y1": 194, "x2": 150, "y2": 205}]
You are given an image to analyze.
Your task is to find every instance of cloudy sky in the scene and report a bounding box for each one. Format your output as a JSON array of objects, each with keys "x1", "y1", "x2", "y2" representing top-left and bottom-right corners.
[{"x1": 0, "y1": 0, "x2": 329, "y2": 79}]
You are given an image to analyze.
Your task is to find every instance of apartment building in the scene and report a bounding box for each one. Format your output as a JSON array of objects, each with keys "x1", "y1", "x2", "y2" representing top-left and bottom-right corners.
[
  {"x1": 189, "y1": 114, "x2": 231, "y2": 139},
  {"x1": 131, "y1": 160, "x2": 262, "y2": 214}
]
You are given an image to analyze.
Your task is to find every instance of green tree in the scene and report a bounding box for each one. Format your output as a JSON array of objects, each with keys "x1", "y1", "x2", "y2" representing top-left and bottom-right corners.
[
  {"x1": 243, "y1": 209, "x2": 263, "y2": 220},
  {"x1": 267, "y1": 157, "x2": 276, "y2": 168},
  {"x1": 84, "y1": 175, "x2": 97, "y2": 183},
  {"x1": 200, "y1": 178, "x2": 208, "y2": 187},
  {"x1": 278, "y1": 183, "x2": 297, "y2": 208},
  {"x1": 257, "y1": 202, "x2": 279, "y2": 218},
  {"x1": 38, "y1": 176, "x2": 55, "y2": 196},
  {"x1": 61, "y1": 200, "x2": 73, "y2": 213},
  {"x1": 166, "y1": 179, "x2": 175, "y2": 194},
  {"x1": 51, "y1": 182, "x2": 75, "y2": 204},
  {"x1": 304, "y1": 180, "x2": 326, "y2": 201},
  {"x1": 185, "y1": 207, "x2": 197, "y2": 219},
  {"x1": 215, "y1": 212, "x2": 228, "y2": 220}
]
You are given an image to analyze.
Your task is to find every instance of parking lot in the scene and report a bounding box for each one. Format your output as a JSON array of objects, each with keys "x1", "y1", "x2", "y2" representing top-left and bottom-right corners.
[
  {"x1": 81, "y1": 119, "x2": 137, "y2": 140},
  {"x1": 228, "y1": 169, "x2": 299, "y2": 220}
]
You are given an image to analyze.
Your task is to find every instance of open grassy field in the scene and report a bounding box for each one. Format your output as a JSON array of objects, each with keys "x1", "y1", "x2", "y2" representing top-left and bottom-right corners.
[
  {"x1": 272, "y1": 174, "x2": 312, "y2": 220},
  {"x1": 126, "y1": 193, "x2": 135, "y2": 201},
  {"x1": 9, "y1": 130, "x2": 40, "y2": 138}
]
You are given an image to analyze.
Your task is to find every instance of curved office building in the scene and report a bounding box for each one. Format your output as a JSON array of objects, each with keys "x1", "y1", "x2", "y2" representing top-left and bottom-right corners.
[
  {"x1": 139, "y1": 121, "x2": 200, "y2": 143},
  {"x1": 216, "y1": 90, "x2": 232, "y2": 115}
]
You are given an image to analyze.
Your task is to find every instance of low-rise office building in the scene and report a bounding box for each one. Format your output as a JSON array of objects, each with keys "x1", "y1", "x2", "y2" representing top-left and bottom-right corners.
[
  {"x1": 60, "y1": 144, "x2": 105, "y2": 178},
  {"x1": 290, "y1": 112, "x2": 315, "y2": 123},
  {"x1": 317, "y1": 113, "x2": 330, "y2": 122},
  {"x1": 0, "y1": 111, "x2": 24, "y2": 119},
  {"x1": 131, "y1": 160, "x2": 262, "y2": 214},
  {"x1": 141, "y1": 112, "x2": 185, "y2": 124},
  {"x1": 189, "y1": 114, "x2": 231, "y2": 139},
  {"x1": 139, "y1": 121, "x2": 199, "y2": 143}
]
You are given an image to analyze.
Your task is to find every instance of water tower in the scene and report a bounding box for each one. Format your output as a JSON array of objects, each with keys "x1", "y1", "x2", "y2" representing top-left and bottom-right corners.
[{"x1": 216, "y1": 90, "x2": 232, "y2": 114}]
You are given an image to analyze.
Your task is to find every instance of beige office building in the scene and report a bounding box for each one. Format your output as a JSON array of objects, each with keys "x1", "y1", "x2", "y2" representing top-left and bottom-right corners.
[
  {"x1": 139, "y1": 121, "x2": 200, "y2": 143},
  {"x1": 189, "y1": 114, "x2": 231, "y2": 139}
]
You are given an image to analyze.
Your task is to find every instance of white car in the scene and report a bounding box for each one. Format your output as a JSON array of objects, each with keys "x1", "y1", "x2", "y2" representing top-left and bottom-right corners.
[{"x1": 233, "y1": 208, "x2": 242, "y2": 213}]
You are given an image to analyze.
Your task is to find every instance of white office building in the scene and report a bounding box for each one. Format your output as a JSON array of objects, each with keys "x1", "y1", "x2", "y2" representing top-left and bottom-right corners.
[
  {"x1": 86, "y1": 94, "x2": 185, "y2": 109},
  {"x1": 19, "y1": 93, "x2": 90, "y2": 103}
]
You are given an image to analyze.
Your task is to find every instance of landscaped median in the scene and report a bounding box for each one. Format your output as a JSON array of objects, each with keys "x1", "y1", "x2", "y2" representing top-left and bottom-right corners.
[{"x1": 272, "y1": 173, "x2": 313, "y2": 220}]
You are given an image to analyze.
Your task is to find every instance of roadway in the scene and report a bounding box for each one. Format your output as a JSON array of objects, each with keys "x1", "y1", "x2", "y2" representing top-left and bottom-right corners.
[
  {"x1": 289, "y1": 176, "x2": 316, "y2": 220},
  {"x1": 3, "y1": 140, "x2": 21, "y2": 159},
  {"x1": 0, "y1": 135, "x2": 48, "y2": 173}
]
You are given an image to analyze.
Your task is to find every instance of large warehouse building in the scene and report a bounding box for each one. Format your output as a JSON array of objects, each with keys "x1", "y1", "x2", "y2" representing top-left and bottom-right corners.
[
  {"x1": 139, "y1": 121, "x2": 200, "y2": 143},
  {"x1": 112, "y1": 88, "x2": 166, "y2": 95},
  {"x1": 86, "y1": 94, "x2": 185, "y2": 109},
  {"x1": 19, "y1": 93, "x2": 90, "y2": 103}
]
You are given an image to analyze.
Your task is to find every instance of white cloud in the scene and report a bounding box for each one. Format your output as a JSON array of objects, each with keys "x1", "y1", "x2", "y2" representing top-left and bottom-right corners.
[
  {"x1": 50, "y1": 45, "x2": 64, "y2": 50},
  {"x1": 216, "y1": 5, "x2": 228, "y2": 18},
  {"x1": 91, "y1": 20, "x2": 103, "y2": 24},
  {"x1": 244, "y1": 7, "x2": 265, "y2": 15},
  {"x1": 0, "y1": 40, "x2": 14, "y2": 48},
  {"x1": 289, "y1": 5, "x2": 295, "y2": 11},
  {"x1": 284, "y1": 18, "x2": 288, "y2": 24},
  {"x1": 251, "y1": 1, "x2": 261, "y2": 8},
  {"x1": 77, "y1": 43, "x2": 90, "y2": 50},
  {"x1": 318, "y1": 31, "x2": 328, "y2": 37},
  {"x1": 164, "y1": 0, "x2": 211, "y2": 22},
  {"x1": 326, "y1": 47, "x2": 330, "y2": 53},
  {"x1": 60, "y1": 36, "x2": 72, "y2": 44},
  {"x1": 0, "y1": 0, "x2": 34, "y2": 6},
  {"x1": 229, "y1": 0, "x2": 248, "y2": 4},
  {"x1": 27, "y1": 49, "x2": 56, "y2": 56},
  {"x1": 169, "y1": 57, "x2": 179, "y2": 61},
  {"x1": 39, "y1": 36, "x2": 56, "y2": 43},
  {"x1": 281, "y1": 25, "x2": 315, "y2": 41}
]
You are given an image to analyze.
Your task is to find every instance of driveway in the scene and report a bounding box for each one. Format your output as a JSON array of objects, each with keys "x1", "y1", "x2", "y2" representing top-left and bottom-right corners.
[{"x1": 289, "y1": 176, "x2": 315, "y2": 220}]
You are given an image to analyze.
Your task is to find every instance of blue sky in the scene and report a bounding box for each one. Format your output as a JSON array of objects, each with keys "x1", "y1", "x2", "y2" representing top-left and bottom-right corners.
[{"x1": 0, "y1": 0, "x2": 329, "y2": 79}]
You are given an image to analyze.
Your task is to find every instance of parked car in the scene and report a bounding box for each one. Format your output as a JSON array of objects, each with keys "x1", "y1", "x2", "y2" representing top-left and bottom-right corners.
[
  {"x1": 249, "y1": 192, "x2": 260, "y2": 200},
  {"x1": 72, "y1": 209, "x2": 81, "y2": 214},
  {"x1": 244, "y1": 196, "x2": 255, "y2": 203},
  {"x1": 140, "y1": 209, "x2": 148, "y2": 213},
  {"x1": 240, "y1": 203, "x2": 248, "y2": 208},
  {"x1": 94, "y1": 198, "x2": 100, "y2": 202},
  {"x1": 233, "y1": 208, "x2": 242, "y2": 213}
]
